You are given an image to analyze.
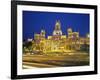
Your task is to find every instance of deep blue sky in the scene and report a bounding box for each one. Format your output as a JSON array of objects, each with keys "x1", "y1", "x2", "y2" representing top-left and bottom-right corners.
[{"x1": 23, "y1": 11, "x2": 89, "y2": 40}]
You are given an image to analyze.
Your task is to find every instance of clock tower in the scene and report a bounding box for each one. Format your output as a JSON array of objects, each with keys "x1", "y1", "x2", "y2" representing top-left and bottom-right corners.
[{"x1": 53, "y1": 20, "x2": 62, "y2": 36}]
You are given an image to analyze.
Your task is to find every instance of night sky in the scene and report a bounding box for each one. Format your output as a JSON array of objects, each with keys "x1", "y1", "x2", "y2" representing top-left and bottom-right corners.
[{"x1": 23, "y1": 11, "x2": 89, "y2": 40}]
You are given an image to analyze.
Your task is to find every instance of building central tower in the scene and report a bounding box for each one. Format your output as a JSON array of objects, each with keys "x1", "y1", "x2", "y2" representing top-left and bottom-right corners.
[{"x1": 53, "y1": 20, "x2": 62, "y2": 36}]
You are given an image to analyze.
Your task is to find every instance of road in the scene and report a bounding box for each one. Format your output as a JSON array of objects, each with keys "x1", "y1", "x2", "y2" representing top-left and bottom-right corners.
[{"x1": 22, "y1": 52, "x2": 89, "y2": 69}]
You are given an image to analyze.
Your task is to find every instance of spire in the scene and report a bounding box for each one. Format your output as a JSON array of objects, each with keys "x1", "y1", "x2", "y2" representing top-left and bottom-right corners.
[
  {"x1": 41, "y1": 29, "x2": 45, "y2": 37},
  {"x1": 53, "y1": 20, "x2": 62, "y2": 36},
  {"x1": 55, "y1": 20, "x2": 61, "y2": 30}
]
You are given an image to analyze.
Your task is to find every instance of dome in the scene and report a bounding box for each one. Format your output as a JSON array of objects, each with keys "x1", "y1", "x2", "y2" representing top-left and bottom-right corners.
[{"x1": 67, "y1": 28, "x2": 72, "y2": 33}]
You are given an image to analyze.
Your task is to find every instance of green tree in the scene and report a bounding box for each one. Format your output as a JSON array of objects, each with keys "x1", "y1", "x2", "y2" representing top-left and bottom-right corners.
[
  {"x1": 24, "y1": 41, "x2": 33, "y2": 53},
  {"x1": 80, "y1": 43, "x2": 89, "y2": 53}
]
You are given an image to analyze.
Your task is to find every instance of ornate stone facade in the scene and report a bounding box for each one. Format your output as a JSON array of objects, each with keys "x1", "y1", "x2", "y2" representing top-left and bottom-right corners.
[{"x1": 31, "y1": 20, "x2": 89, "y2": 53}]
